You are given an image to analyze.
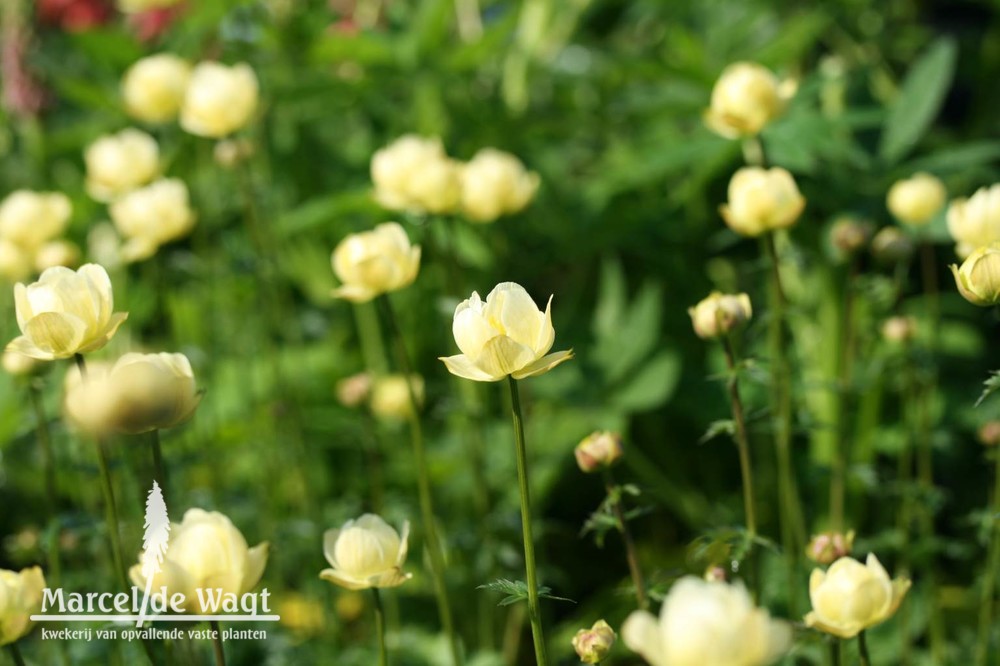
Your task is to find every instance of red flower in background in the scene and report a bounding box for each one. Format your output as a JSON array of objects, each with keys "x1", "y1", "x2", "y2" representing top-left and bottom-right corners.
[
  {"x1": 127, "y1": 5, "x2": 182, "y2": 43},
  {"x1": 37, "y1": 0, "x2": 113, "y2": 32}
]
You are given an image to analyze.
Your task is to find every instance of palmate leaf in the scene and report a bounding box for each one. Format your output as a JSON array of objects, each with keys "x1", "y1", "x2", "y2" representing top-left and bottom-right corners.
[
  {"x1": 477, "y1": 579, "x2": 574, "y2": 607},
  {"x1": 975, "y1": 369, "x2": 1000, "y2": 407}
]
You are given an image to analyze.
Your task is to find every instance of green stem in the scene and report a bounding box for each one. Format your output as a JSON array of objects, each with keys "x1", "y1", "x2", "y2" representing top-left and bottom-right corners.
[
  {"x1": 507, "y1": 376, "x2": 549, "y2": 666},
  {"x1": 150, "y1": 429, "x2": 168, "y2": 505},
  {"x1": 210, "y1": 621, "x2": 226, "y2": 666},
  {"x1": 721, "y1": 337, "x2": 758, "y2": 537},
  {"x1": 29, "y1": 379, "x2": 62, "y2": 588},
  {"x1": 830, "y1": 639, "x2": 842, "y2": 666},
  {"x1": 915, "y1": 381, "x2": 945, "y2": 661},
  {"x1": 380, "y1": 297, "x2": 463, "y2": 666},
  {"x1": 372, "y1": 589, "x2": 387, "y2": 666},
  {"x1": 603, "y1": 470, "x2": 648, "y2": 609},
  {"x1": 6, "y1": 643, "x2": 26, "y2": 666},
  {"x1": 96, "y1": 439, "x2": 129, "y2": 592},
  {"x1": 976, "y1": 449, "x2": 1000, "y2": 666},
  {"x1": 858, "y1": 630, "x2": 871, "y2": 666},
  {"x1": 831, "y1": 261, "x2": 858, "y2": 532}
]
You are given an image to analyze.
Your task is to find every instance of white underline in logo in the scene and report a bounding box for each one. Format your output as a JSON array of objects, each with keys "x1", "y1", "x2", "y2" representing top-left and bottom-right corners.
[{"x1": 31, "y1": 615, "x2": 280, "y2": 622}]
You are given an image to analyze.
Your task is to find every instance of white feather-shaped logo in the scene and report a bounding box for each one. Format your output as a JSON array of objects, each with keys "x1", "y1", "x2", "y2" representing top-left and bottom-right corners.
[{"x1": 136, "y1": 481, "x2": 170, "y2": 627}]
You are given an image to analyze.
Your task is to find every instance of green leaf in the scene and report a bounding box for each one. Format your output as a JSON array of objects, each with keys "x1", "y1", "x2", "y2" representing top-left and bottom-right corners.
[
  {"x1": 976, "y1": 370, "x2": 1000, "y2": 407},
  {"x1": 477, "y1": 579, "x2": 574, "y2": 606},
  {"x1": 879, "y1": 37, "x2": 957, "y2": 163},
  {"x1": 700, "y1": 419, "x2": 736, "y2": 444},
  {"x1": 610, "y1": 350, "x2": 682, "y2": 412}
]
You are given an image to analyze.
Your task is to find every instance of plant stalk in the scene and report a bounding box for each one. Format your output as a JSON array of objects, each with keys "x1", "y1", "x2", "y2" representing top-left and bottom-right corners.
[
  {"x1": 603, "y1": 470, "x2": 648, "y2": 609},
  {"x1": 210, "y1": 621, "x2": 226, "y2": 666},
  {"x1": 975, "y1": 448, "x2": 1000, "y2": 665},
  {"x1": 372, "y1": 589, "x2": 387, "y2": 666}
]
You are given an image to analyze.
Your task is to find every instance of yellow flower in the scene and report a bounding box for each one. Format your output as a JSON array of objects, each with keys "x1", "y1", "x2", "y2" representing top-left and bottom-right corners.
[
  {"x1": 7, "y1": 264, "x2": 128, "y2": 361},
  {"x1": 688, "y1": 291, "x2": 752, "y2": 339},
  {"x1": 0, "y1": 567, "x2": 45, "y2": 646},
  {"x1": 320, "y1": 514, "x2": 412, "y2": 590},
  {"x1": 805, "y1": 553, "x2": 910, "y2": 639},
  {"x1": 110, "y1": 179, "x2": 196, "y2": 262},
  {"x1": 440, "y1": 282, "x2": 573, "y2": 382},
  {"x1": 2, "y1": 351, "x2": 37, "y2": 376},
  {"x1": 336, "y1": 372, "x2": 372, "y2": 408},
  {"x1": 369, "y1": 374, "x2": 423, "y2": 421},
  {"x1": 331, "y1": 222, "x2": 420, "y2": 302},
  {"x1": 277, "y1": 593, "x2": 325, "y2": 638},
  {"x1": 34, "y1": 240, "x2": 81, "y2": 273},
  {"x1": 371, "y1": 135, "x2": 461, "y2": 214},
  {"x1": 85, "y1": 129, "x2": 159, "y2": 202},
  {"x1": 459, "y1": 148, "x2": 540, "y2": 223},
  {"x1": 887, "y1": 173, "x2": 945, "y2": 226},
  {"x1": 180, "y1": 62, "x2": 259, "y2": 138},
  {"x1": 881, "y1": 316, "x2": 917, "y2": 344},
  {"x1": 122, "y1": 54, "x2": 192, "y2": 124},
  {"x1": 574, "y1": 431, "x2": 623, "y2": 473},
  {"x1": 947, "y1": 184, "x2": 1000, "y2": 258},
  {"x1": 951, "y1": 242, "x2": 1000, "y2": 306},
  {"x1": 572, "y1": 619, "x2": 616, "y2": 664},
  {"x1": 129, "y1": 509, "x2": 269, "y2": 614},
  {"x1": 0, "y1": 240, "x2": 31, "y2": 283},
  {"x1": 622, "y1": 576, "x2": 790, "y2": 666},
  {"x1": 704, "y1": 62, "x2": 793, "y2": 139},
  {"x1": 720, "y1": 167, "x2": 805, "y2": 237},
  {"x1": 0, "y1": 190, "x2": 71, "y2": 250}
]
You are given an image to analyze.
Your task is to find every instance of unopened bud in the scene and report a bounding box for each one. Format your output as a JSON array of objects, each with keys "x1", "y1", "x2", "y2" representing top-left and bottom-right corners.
[
  {"x1": 830, "y1": 217, "x2": 873, "y2": 258},
  {"x1": 571, "y1": 619, "x2": 616, "y2": 664},
  {"x1": 871, "y1": 227, "x2": 915, "y2": 264},
  {"x1": 704, "y1": 565, "x2": 727, "y2": 583},
  {"x1": 979, "y1": 421, "x2": 1000, "y2": 447},
  {"x1": 336, "y1": 372, "x2": 372, "y2": 408},
  {"x1": 574, "y1": 431, "x2": 623, "y2": 473},
  {"x1": 806, "y1": 530, "x2": 855, "y2": 565},
  {"x1": 881, "y1": 316, "x2": 917, "y2": 345}
]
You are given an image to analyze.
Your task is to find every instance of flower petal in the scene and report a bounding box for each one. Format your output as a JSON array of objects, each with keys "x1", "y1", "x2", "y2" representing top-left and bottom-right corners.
[
  {"x1": 622, "y1": 610, "x2": 665, "y2": 666},
  {"x1": 332, "y1": 284, "x2": 378, "y2": 303},
  {"x1": 439, "y1": 353, "x2": 500, "y2": 382},
  {"x1": 319, "y1": 568, "x2": 370, "y2": 591},
  {"x1": 511, "y1": 349, "x2": 574, "y2": 379},
  {"x1": 24, "y1": 312, "x2": 88, "y2": 358},
  {"x1": 5, "y1": 335, "x2": 55, "y2": 361}
]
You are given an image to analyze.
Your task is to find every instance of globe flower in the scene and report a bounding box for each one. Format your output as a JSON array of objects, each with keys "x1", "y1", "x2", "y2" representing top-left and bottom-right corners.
[
  {"x1": 129, "y1": 509, "x2": 269, "y2": 613},
  {"x1": 704, "y1": 62, "x2": 793, "y2": 139},
  {"x1": 180, "y1": 62, "x2": 259, "y2": 138},
  {"x1": 7, "y1": 264, "x2": 128, "y2": 360},
  {"x1": 622, "y1": 576, "x2": 790, "y2": 666},
  {"x1": 688, "y1": 291, "x2": 752, "y2": 339},
  {"x1": 336, "y1": 372, "x2": 372, "y2": 408},
  {"x1": 2, "y1": 351, "x2": 37, "y2": 376},
  {"x1": 572, "y1": 619, "x2": 616, "y2": 664},
  {"x1": 829, "y1": 217, "x2": 872, "y2": 259},
  {"x1": 0, "y1": 567, "x2": 45, "y2": 646},
  {"x1": 320, "y1": 514, "x2": 412, "y2": 590},
  {"x1": 951, "y1": 242, "x2": 1000, "y2": 306},
  {"x1": 122, "y1": 53, "x2": 192, "y2": 123},
  {"x1": 0, "y1": 190, "x2": 71, "y2": 249},
  {"x1": 948, "y1": 184, "x2": 1000, "y2": 258},
  {"x1": 369, "y1": 374, "x2": 423, "y2": 421},
  {"x1": 109, "y1": 179, "x2": 196, "y2": 262},
  {"x1": 440, "y1": 282, "x2": 573, "y2": 382},
  {"x1": 805, "y1": 553, "x2": 910, "y2": 638},
  {"x1": 870, "y1": 226, "x2": 915, "y2": 264},
  {"x1": 720, "y1": 167, "x2": 805, "y2": 237},
  {"x1": 459, "y1": 148, "x2": 540, "y2": 223},
  {"x1": 887, "y1": 173, "x2": 945, "y2": 226},
  {"x1": 85, "y1": 129, "x2": 159, "y2": 202},
  {"x1": 34, "y1": 240, "x2": 81, "y2": 272},
  {"x1": 331, "y1": 222, "x2": 420, "y2": 302},
  {"x1": 371, "y1": 135, "x2": 461, "y2": 214},
  {"x1": 0, "y1": 240, "x2": 31, "y2": 282},
  {"x1": 575, "y1": 431, "x2": 623, "y2": 473},
  {"x1": 806, "y1": 530, "x2": 855, "y2": 565}
]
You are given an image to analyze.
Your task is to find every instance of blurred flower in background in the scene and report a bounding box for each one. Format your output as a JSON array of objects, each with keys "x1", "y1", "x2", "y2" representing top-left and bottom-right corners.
[
  {"x1": 459, "y1": 148, "x2": 540, "y2": 223},
  {"x1": 704, "y1": 62, "x2": 794, "y2": 139},
  {"x1": 121, "y1": 53, "x2": 192, "y2": 123},
  {"x1": 720, "y1": 167, "x2": 805, "y2": 237},
  {"x1": 572, "y1": 619, "x2": 616, "y2": 664},
  {"x1": 116, "y1": 0, "x2": 181, "y2": 14},
  {"x1": 688, "y1": 291, "x2": 752, "y2": 340},
  {"x1": 331, "y1": 222, "x2": 420, "y2": 302},
  {"x1": 110, "y1": 178, "x2": 196, "y2": 262},
  {"x1": 180, "y1": 62, "x2": 258, "y2": 138},
  {"x1": 371, "y1": 135, "x2": 461, "y2": 214},
  {"x1": 84, "y1": 128, "x2": 160, "y2": 202},
  {"x1": 36, "y1": 0, "x2": 111, "y2": 33},
  {"x1": 369, "y1": 374, "x2": 423, "y2": 421},
  {"x1": 887, "y1": 172, "x2": 945, "y2": 226},
  {"x1": 806, "y1": 530, "x2": 855, "y2": 565},
  {"x1": 320, "y1": 514, "x2": 411, "y2": 590},
  {"x1": 574, "y1": 430, "x2": 623, "y2": 473},
  {"x1": 0, "y1": 190, "x2": 70, "y2": 252},
  {"x1": 947, "y1": 183, "x2": 1000, "y2": 258},
  {"x1": 0, "y1": 566, "x2": 45, "y2": 647}
]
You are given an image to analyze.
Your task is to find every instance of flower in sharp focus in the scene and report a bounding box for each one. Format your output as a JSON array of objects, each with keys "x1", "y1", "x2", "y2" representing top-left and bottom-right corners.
[
  {"x1": 572, "y1": 619, "x2": 616, "y2": 664},
  {"x1": 84, "y1": 128, "x2": 159, "y2": 202},
  {"x1": 7, "y1": 264, "x2": 127, "y2": 360},
  {"x1": 110, "y1": 179, "x2": 196, "y2": 262},
  {"x1": 129, "y1": 509, "x2": 269, "y2": 613},
  {"x1": 575, "y1": 431, "x2": 623, "y2": 473},
  {"x1": 805, "y1": 553, "x2": 910, "y2": 639},
  {"x1": 459, "y1": 148, "x2": 540, "y2": 223},
  {"x1": 440, "y1": 281, "x2": 573, "y2": 382},
  {"x1": 370, "y1": 135, "x2": 461, "y2": 215},
  {"x1": 622, "y1": 576, "x2": 791, "y2": 666},
  {"x1": 121, "y1": 53, "x2": 192, "y2": 124},
  {"x1": 951, "y1": 243, "x2": 1000, "y2": 306},
  {"x1": 704, "y1": 62, "x2": 794, "y2": 139},
  {"x1": 320, "y1": 514, "x2": 412, "y2": 590},
  {"x1": 720, "y1": 167, "x2": 805, "y2": 237},
  {"x1": 0, "y1": 567, "x2": 45, "y2": 646},
  {"x1": 887, "y1": 173, "x2": 945, "y2": 227},
  {"x1": 947, "y1": 184, "x2": 1000, "y2": 259},
  {"x1": 180, "y1": 62, "x2": 259, "y2": 139},
  {"x1": 0, "y1": 190, "x2": 71, "y2": 250},
  {"x1": 688, "y1": 291, "x2": 752, "y2": 340},
  {"x1": 331, "y1": 222, "x2": 420, "y2": 302}
]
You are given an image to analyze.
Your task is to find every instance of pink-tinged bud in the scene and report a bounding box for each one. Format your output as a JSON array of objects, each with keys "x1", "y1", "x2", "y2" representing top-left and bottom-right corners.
[
  {"x1": 336, "y1": 372, "x2": 372, "y2": 408},
  {"x1": 704, "y1": 565, "x2": 727, "y2": 583},
  {"x1": 881, "y1": 316, "x2": 917, "y2": 345},
  {"x1": 574, "y1": 431, "x2": 623, "y2": 473},
  {"x1": 806, "y1": 530, "x2": 855, "y2": 565},
  {"x1": 979, "y1": 421, "x2": 1000, "y2": 447},
  {"x1": 571, "y1": 619, "x2": 616, "y2": 664},
  {"x1": 829, "y1": 217, "x2": 873, "y2": 258}
]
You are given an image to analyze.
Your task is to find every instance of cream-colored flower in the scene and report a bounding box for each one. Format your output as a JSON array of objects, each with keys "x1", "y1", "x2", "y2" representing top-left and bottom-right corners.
[
  {"x1": 622, "y1": 576, "x2": 790, "y2": 666},
  {"x1": 122, "y1": 54, "x2": 192, "y2": 124},
  {"x1": 371, "y1": 135, "x2": 461, "y2": 214},
  {"x1": 0, "y1": 567, "x2": 45, "y2": 646},
  {"x1": 7, "y1": 264, "x2": 128, "y2": 360},
  {"x1": 947, "y1": 184, "x2": 1000, "y2": 258},
  {"x1": 574, "y1": 431, "x2": 623, "y2": 473},
  {"x1": 117, "y1": 0, "x2": 182, "y2": 13},
  {"x1": 0, "y1": 190, "x2": 71, "y2": 249},
  {"x1": 805, "y1": 553, "x2": 910, "y2": 639},
  {"x1": 129, "y1": 509, "x2": 269, "y2": 614},
  {"x1": 704, "y1": 62, "x2": 793, "y2": 139},
  {"x1": 320, "y1": 514, "x2": 412, "y2": 590},
  {"x1": 688, "y1": 291, "x2": 752, "y2": 339},
  {"x1": 440, "y1": 282, "x2": 573, "y2": 382},
  {"x1": 2, "y1": 351, "x2": 37, "y2": 376},
  {"x1": 369, "y1": 374, "x2": 423, "y2": 421},
  {"x1": 887, "y1": 173, "x2": 945, "y2": 226},
  {"x1": 336, "y1": 372, "x2": 372, "y2": 408},
  {"x1": 0, "y1": 239, "x2": 31, "y2": 282},
  {"x1": 88, "y1": 223, "x2": 123, "y2": 271},
  {"x1": 34, "y1": 240, "x2": 81, "y2": 272},
  {"x1": 331, "y1": 222, "x2": 420, "y2": 302},
  {"x1": 180, "y1": 62, "x2": 258, "y2": 138},
  {"x1": 85, "y1": 129, "x2": 159, "y2": 202},
  {"x1": 951, "y1": 242, "x2": 1000, "y2": 306},
  {"x1": 720, "y1": 167, "x2": 805, "y2": 237},
  {"x1": 572, "y1": 619, "x2": 616, "y2": 664},
  {"x1": 459, "y1": 148, "x2": 540, "y2": 223},
  {"x1": 110, "y1": 179, "x2": 196, "y2": 262},
  {"x1": 881, "y1": 316, "x2": 917, "y2": 344}
]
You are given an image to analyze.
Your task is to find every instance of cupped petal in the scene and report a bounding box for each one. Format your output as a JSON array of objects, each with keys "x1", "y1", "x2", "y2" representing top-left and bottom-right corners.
[
  {"x1": 453, "y1": 302, "x2": 498, "y2": 358},
  {"x1": 510, "y1": 349, "x2": 574, "y2": 379},
  {"x1": 805, "y1": 611, "x2": 859, "y2": 639},
  {"x1": 532, "y1": 296, "x2": 555, "y2": 355},
  {"x1": 372, "y1": 568, "x2": 412, "y2": 589},
  {"x1": 77, "y1": 312, "x2": 128, "y2": 353},
  {"x1": 322, "y1": 529, "x2": 342, "y2": 568},
  {"x1": 621, "y1": 609, "x2": 665, "y2": 666},
  {"x1": 395, "y1": 520, "x2": 410, "y2": 568},
  {"x1": 474, "y1": 335, "x2": 536, "y2": 379},
  {"x1": 241, "y1": 542, "x2": 269, "y2": 593},
  {"x1": 439, "y1": 353, "x2": 500, "y2": 382},
  {"x1": 24, "y1": 312, "x2": 88, "y2": 358},
  {"x1": 332, "y1": 284, "x2": 378, "y2": 303},
  {"x1": 5, "y1": 335, "x2": 56, "y2": 360},
  {"x1": 319, "y1": 568, "x2": 370, "y2": 591}
]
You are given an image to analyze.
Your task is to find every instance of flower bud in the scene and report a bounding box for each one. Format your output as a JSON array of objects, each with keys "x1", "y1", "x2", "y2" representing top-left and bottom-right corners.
[
  {"x1": 688, "y1": 291, "x2": 752, "y2": 339},
  {"x1": 704, "y1": 565, "x2": 727, "y2": 583},
  {"x1": 0, "y1": 239, "x2": 31, "y2": 282},
  {"x1": 85, "y1": 129, "x2": 159, "y2": 202},
  {"x1": 0, "y1": 190, "x2": 71, "y2": 250},
  {"x1": 574, "y1": 431, "x2": 623, "y2": 473},
  {"x1": 887, "y1": 173, "x2": 945, "y2": 226},
  {"x1": 34, "y1": 240, "x2": 81, "y2": 272},
  {"x1": 572, "y1": 619, "x2": 616, "y2": 664},
  {"x1": 369, "y1": 374, "x2": 423, "y2": 421},
  {"x1": 2, "y1": 351, "x2": 37, "y2": 376},
  {"x1": 331, "y1": 222, "x2": 421, "y2": 303},
  {"x1": 806, "y1": 530, "x2": 855, "y2": 565},
  {"x1": 0, "y1": 566, "x2": 46, "y2": 647},
  {"x1": 459, "y1": 148, "x2": 540, "y2": 223},
  {"x1": 881, "y1": 316, "x2": 917, "y2": 345},
  {"x1": 336, "y1": 372, "x2": 372, "y2": 408},
  {"x1": 951, "y1": 242, "x2": 1000, "y2": 306},
  {"x1": 978, "y1": 421, "x2": 1000, "y2": 447},
  {"x1": 371, "y1": 135, "x2": 461, "y2": 214},
  {"x1": 947, "y1": 184, "x2": 1000, "y2": 258},
  {"x1": 110, "y1": 179, "x2": 196, "y2": 262},
  {"x1": 180, "y1": 62, "x2": 258, "y2": 138},
  {"x1": 704, "y1": 62, "x2": 793, "y2": 138},
  {"x1": 121, "y1": 54, "x2": 192, "y2": 123},
  {"x1": 320, "y1": 514, "x2": 412, "y2": 590},
  {"x1": 805, "y1": 553, "x2": 910, "y2": 638},
  {"x1": 213, "y1": 138, "x2": 255, "y2": 168},
  {"x1": 276, "y1": 594, "x2": 325, "y2": 638},
  {"x1": 720, "y1": 167, "x2": 805, "y2": 237},
  {"x1": 870, "y1": 227, "x2": 915, "y2": 264},
  {"x1": 829, "y1": 217, "x2": 872, "y2": 258}
]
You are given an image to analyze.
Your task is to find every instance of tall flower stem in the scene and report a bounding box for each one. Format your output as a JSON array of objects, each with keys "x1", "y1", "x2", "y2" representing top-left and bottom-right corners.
[
  {"x1": 209, "y1": 621, "x2": 226, "y2": 666},
  {"x1": 830, "y1": 639, "x2": 842, "y2": 666},
  {"x1": 506, "y1": 376, "x2": 549, "y2": 666},
  {"x1": 858, "y1": 630, "x2": 871, "y2": 666},
  {"x1": 975, "y1": 448, "x2": 1000, "y2": 666},
  {"x1": 5, "y1": 643, "x2": 26, "y2": 666},
  {"x1": 379, "y1": 297, "x2": 463, "y2": 666},
  {"x1": 721, "y1": 337, "x2": 758, "y2": 538},
  {"x1": 150, "y1": 429, "x2": 168, "y2": 504},
  {"x1": 602, "y1": 470, "x2": 648, "y2": 609},
  {"x1": 29, "y1": 379, "x2": 62, "y2": 587},
  {"x1": 831, "y1": 261, "x2": 858, "y2": 532},
  {"x1": 372, "y1": 589, "x2": 387, "y2": 666}
]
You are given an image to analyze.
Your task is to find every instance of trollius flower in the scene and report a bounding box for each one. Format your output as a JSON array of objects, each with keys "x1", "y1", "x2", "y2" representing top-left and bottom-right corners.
[
  {"x1": 805, "y1": 553, "x2": 910, "y2": 638},
  {"x1": 331, "y1": 222, "x2": 421, "y2": 302},
  {"x1": 0, "y1": 566, "x2": 45, "y2": 647},
  {"x1": 320, "y1": 514, "x2": 412, "y2": 590}
]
